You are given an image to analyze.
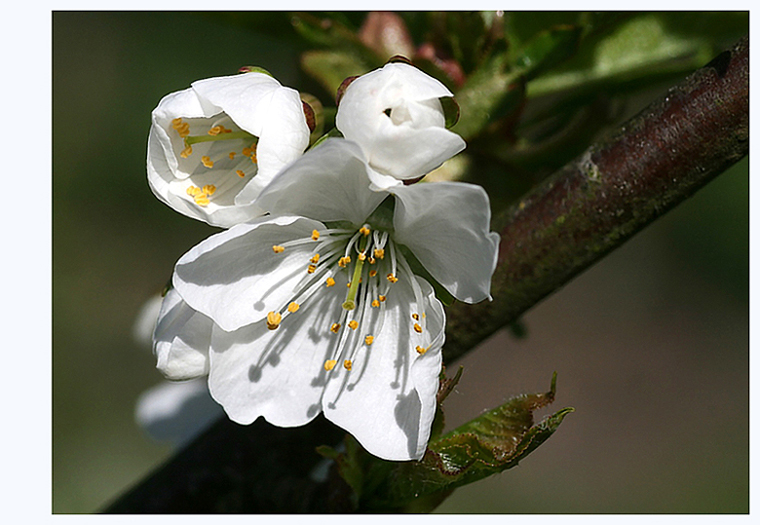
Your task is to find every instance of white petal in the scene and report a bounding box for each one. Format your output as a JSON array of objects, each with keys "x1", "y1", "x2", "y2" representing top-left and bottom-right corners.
[
  {"x1": 153, "y1": 288, "x2": 213, "y2": 380},
  {"x1": 173, "y1": 215, "x2": 325, "y2": 332},
  {"x1": 252, "y1": 86, "x2": 312, "y2": 191},
  {"x1": 391, "y1": 182, "x2": 500, "y2": 303},
  {"x1": 135, "y1": 379, "x2": 223, "y2": 447},
  {"x1": 255, "y1": 139, "x2": 387, "y2": 226},
  {"x1": 208, "y1": 283, "x2": 346, "y2": 427},
  {"x1": 322, "y1": 276, "x2": 444, "y2": 461}
]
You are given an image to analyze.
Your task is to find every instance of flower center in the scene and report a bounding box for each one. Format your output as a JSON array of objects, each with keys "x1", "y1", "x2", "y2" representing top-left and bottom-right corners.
[
  {"x1": 268, "y1": 223, "x2": 430, "y2": 373},
  {"x1": 171, "y1": 116, "x2": 259, "y2": 208}
]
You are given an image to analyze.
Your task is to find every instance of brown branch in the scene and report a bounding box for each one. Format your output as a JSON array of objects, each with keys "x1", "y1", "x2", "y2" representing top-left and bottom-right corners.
[{"x1": 443, "y1": 35, "x2": 749, "y2": 363}]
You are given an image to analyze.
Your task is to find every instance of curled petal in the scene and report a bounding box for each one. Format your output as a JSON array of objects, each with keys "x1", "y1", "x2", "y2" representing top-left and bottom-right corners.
[
  {"x1": 173, "y1": 215, "x2": 325, "y2": 332},
  {"x1": 391, "y1": 182, "x2": 500, "y2": 303},
  {"x1": 322, "y1": 276, "x2": 444, "y2": 461},
  {"x1": 153, "y1": 288, "x2": 213, "y2": 380}
]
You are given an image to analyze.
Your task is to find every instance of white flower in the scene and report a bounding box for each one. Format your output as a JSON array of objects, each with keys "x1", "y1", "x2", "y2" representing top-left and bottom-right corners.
[
  {"x1": 147, "y1": 71, "x2": 311, "y2": 228},
  {"x1": 335, "y1": 62, "x2": 466, "y2": 190},
  {"x1": 157, "y1": 139, "x2": 499, "y2": 461}
]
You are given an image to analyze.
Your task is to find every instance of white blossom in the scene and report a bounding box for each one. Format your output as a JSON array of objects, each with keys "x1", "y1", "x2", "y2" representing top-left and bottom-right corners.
[
  {"x1": 156, "y1": 139, "x2": 499, "y2": 461},
  {"x1": 147, "y1": 71, "x2": 310, "y2": 227}
]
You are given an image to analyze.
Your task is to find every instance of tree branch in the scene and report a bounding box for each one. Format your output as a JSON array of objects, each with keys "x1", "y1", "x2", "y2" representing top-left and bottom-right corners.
[
  {"x1": 103, "y1": 36, "x2": 748, "y2": 513},
  {"x1": 443, "y1": 35, "x2": 749, "y2": 362}
]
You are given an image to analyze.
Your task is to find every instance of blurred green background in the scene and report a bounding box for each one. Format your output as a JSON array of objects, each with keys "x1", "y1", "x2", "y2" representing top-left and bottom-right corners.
[{"x1": 53, "y1": 12, "x2": 748, "y2": 513}]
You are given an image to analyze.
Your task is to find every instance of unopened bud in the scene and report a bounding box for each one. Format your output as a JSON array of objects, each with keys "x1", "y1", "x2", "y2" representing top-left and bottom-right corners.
[
  {"x1": 302, "y1": 100, "x2": 317, "y2": 134},
  {"x1": 336, "y1": 76, "x2": 359, "y2": 107},
  {"x1": 238, "y1": 65, "x2": 273, "y2": 77}
]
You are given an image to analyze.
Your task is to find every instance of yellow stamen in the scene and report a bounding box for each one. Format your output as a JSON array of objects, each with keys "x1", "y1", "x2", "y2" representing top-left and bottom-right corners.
[
  {"x1": 324, "y1": 359, "x2": 337, "y2": 371},
  {"x1": 229, "y1": 152, "x2": 236, "y2": 160},
  {"x1": 202, "y1": 184, "x2": 216, "y2": 195},
  {"x1": 416, "y1": 345, "x2": 428, "y2": 355},
  {"x1": 325, "y1": 277, "x2": 336, "y2": 287},
  {"x1": 330, "y1": 323, "x2": 341, "y2": 333},
  {"x1": 207, "y1": 125, "x2": 232, "y2": 136},
  {"x1": 236, "y1": 170, "x2": 246, "y2": 178},
  {"x1": 358, "y1": 252, "x2": 367, "y2": 261},
  {"x1": 359, "y1": 226, "x2": 371, "y2": 236},
  {"x1": 387, "y1": 273, "x2": 398, "y2": 283},
  {"x1": 272, "y1": 245, "x2": 285, "y2": 253},
  {"x1": 348, "y1": 320, "x2": 358, "y2": 330},
  {"x1": 378, "y1": 295, "x2": 386, "y2": 302},
  {"x1": 412, "y1": 313, "x2": 419, "y2": 321},
  {"x1": 365, "y1": 335, "x2": 374, "y2": 345},
  {"x1": 310, "y1": 254, "x2": 320, "y2": 264},
  {"x1": 343, "y1": 360, "x2": 353, "y2": 371},
  {"x1": 266, "y1": 311, "x2": 282, "y2": 330},
  {"x1": 374, "y1": 248, "x2": 385, "y2": 259},
  {"x1": 413, "y1": 323, "x2": 423, "y2": 333},
  {"x1": 369, "y1": 257, "x2": 376, "y2": 265},
  {"x1": 338, "y1": 256, "x2": 351, "y2": 268},
  {"x1": 307, "y1": 264, "x2": 317, "y2": 274},
  {"x1": 369, "y1": 270, "x2": 378, "y2": 278},
  {"x1": 287, "y1": 302, "x2": 300, "y2": 313},
  {"x1": 180, "y1": 145, "x2": 193, "y2": 158},
  {"x1": 311, "y1": 230, "x2": 320, "y2": 241},
  {"x1": 201, "y1": 156, "x2": 214, "y2": 168},
  {"x1": 371, "y1": 299, "x2": 380, "y2": 308}
]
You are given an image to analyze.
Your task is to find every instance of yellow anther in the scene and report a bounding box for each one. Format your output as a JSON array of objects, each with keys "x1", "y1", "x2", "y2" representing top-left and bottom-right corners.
[
  {"x1": 229, "y1": 152, "x2": 236, "y2": 160},
  {"x1": 242, "y1": 147, "x2": 253, "y2": 157},
  {"x1": 412, "y1": 313, "x2": 419, "y2": 321},
  {"x1": 287, "y1": 302, "x2": 300, "y2": 313},
  {"x1": 207, "y1": 125, "x2": 231, "y2": 136},
  {"x1": 371, "y1": 299, "x2": 380, "y2": 308},
  {"x1": 202, "y1": 184, "x2": 216, "y2": 195},
  {"x1": 272, "y1": 245, "x2": 285, "y2": 253},
  {"x1": 324, "y1": 359, "x2": 337, "y2": 371},
  {"x1": 413, "y1": 323, "x2": 423, "y2": 333},
  {"x1": 369, "y1": 257, "x2": 376, "y2": 265},
  {"x1": 311, "y1": 230, "x2": 320, "y2": 241},
  {"x1": 310, "y1": 254, "x2": 320, "y2": 264},
  {"x1": 338, "y1": 256, "x2": 351, "y2": 268},
  {"x1": 330, "y1": 323, "x2": 341, "y2": 333},
  {"x1": 186, "y1": 186, "x2": 197, "y2": 196},
  {"x1": 369, "y1": 269, "x2": 378, "y2": 278},
  {"x1": 416, "y1": 345, "x2": 428, "y2": 355},
  {"x1": 201, "y1": 156, "x2": 214, "y2": 168},
  {"x1": 194, "y1": 193, "x2": 209, "y2": 206},
  {"x1": 374, "y1": 248, "x2": 385, "y2": 259},
  {"x1": 359, "y1": 226, "x2": 371, "y2": 236},
  {"x1": 365, "y1": 335, "x2": 374, "y2": 345},
  {"x1": 358, "y1": 252, "x2": 367, "y2": 262},
  {"x1": 348, "y1": 320, "x2": 358, "y2": 330},
  {"x1": 325, "y1": 277, "x2": 336, "y2": 287},
  {"x1": 387, "y1": 273, "x2": 398, "y2": 283},
  {"x1": 171, "y1": 117, "x2": 183, "y2": 126},
  {"x1": 266, "y1": 311, "x2": 282, "y2": 330},
  {"x1": 251, "y1": 152, "x2": 258, "y2": 163},
  {"x1": 343, "y1": 360, "x2": 353, "y2": 371},
  {"x1": 307, "y1": 264, "x2": 317, "y2": 274},
  {"x1": 180, "y1": 145, "x2": 193, "y2": 158},
  {"x1": 236, "y1": 170, "x2": 246, "y2": 178},
  {"x1": 378, "y1": 295, "x2": 386, "y2": 302}
]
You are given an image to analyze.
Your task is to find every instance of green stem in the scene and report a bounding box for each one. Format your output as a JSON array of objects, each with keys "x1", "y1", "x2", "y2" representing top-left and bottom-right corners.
[{"x1": 184, "y1": 131, "x2": 256, "y2": 145}]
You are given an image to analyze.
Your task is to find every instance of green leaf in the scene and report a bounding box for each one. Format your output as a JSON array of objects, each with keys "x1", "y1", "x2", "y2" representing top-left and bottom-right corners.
[{"x1": 325, "y1": 373, "x2": 572, "y2": 512}]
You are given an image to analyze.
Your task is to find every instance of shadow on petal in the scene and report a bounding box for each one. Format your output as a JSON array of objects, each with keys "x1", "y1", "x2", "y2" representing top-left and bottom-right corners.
[{"x1": 394, "y1": 390, "x2": 422, "y2": 459}]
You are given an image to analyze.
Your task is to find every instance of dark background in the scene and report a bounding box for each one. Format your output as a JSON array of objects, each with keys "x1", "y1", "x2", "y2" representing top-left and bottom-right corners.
[{"x1": 53, "y1": 12, "x2": 748, "y2": 513}]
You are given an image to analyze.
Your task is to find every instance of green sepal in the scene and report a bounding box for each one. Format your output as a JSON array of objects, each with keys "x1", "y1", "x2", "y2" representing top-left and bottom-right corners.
[{"x1": 308, "y1": 126, "x2": 343, "y2": 151}]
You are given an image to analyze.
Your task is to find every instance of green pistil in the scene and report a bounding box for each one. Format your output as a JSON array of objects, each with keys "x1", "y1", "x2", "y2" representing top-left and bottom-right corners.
[
  {"x1": 184, "y1": 131, "x2": 256, "y2": 146},
  {"x1": 342, "y1": 232, "x2": 369, "y2": 311}
]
